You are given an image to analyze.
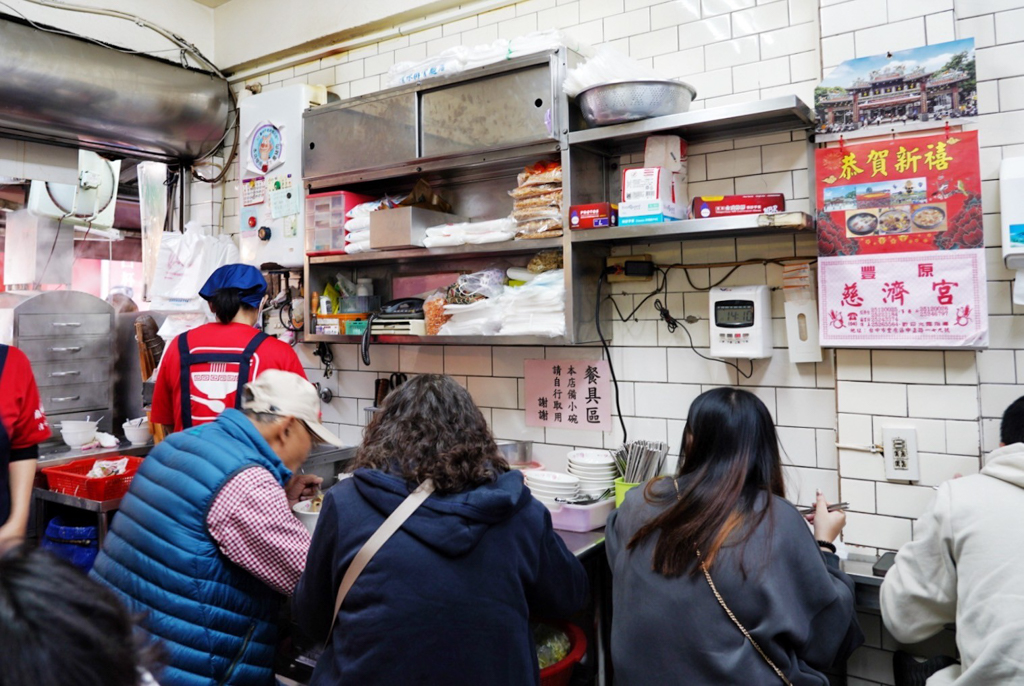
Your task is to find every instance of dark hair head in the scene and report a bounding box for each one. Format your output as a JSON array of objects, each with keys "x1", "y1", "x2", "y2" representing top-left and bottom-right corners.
[
  {"x1": 1001, "y1": 396, "x2": 1024, "y2": 445},
  {"x1": 628, "y1": 387, "x2": 785, "y2": 577},
  {"x1": 352, "y1": 374, "x2": 508, "y2": 494},
  {"x1": 209, "y1": 288, "x2": 256, "y2": 324},
  {"x1": 0, "y1": 543, "x2": 157, "y2": 686}
]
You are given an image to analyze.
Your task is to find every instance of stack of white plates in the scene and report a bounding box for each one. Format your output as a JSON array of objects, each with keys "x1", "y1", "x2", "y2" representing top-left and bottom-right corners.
[
  {"x1": 525, "y1": 470, "x2": 580, "y2": 507},
  {"x1": 567, "y1": 449, "x2": 619, "y2": 497}
]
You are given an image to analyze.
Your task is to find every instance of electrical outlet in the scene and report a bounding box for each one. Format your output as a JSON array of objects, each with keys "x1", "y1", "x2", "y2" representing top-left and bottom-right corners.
[
  {"x1": 883, "y1": 426, "x2": 920, "y2": 482},
  {"x1": 606, "y1": 255, "x2": 653, "y2": 283}
]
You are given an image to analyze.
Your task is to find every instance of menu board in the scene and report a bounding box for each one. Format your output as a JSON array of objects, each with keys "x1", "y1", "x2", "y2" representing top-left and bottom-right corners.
[
  {"x1": 524, "y1": 360, "x2": 611, "y2": 432},
  {"x1": 815, "y1": 131, "x2": 988, "y2": 348}
]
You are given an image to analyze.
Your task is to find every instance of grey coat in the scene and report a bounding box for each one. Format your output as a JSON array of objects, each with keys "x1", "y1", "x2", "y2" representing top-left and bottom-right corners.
[{"x1": 606, "y1": 480, "x2": 863, "y2": 685}]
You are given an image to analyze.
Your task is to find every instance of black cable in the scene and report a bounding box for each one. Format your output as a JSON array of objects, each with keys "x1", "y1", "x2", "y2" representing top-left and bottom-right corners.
[
  {"x1": 314, "y1": 341, "x2": 334, "y2": 379},
  {"x1": 605, "y1": 268, "x2": 669, "y2": 323},
  {"x1": 596, "y1": 268, "x2": 628, "y2": 443},
  {"x1": 654, "y1": 299, "x2": 754, "y2": 380},
  {"x1": 682, "y1": 264, "x2": 742, "y2": 291}
]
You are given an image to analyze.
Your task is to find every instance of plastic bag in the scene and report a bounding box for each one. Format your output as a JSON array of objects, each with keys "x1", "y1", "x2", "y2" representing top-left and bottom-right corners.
[
  {"x1": 527, "y1": 249, "x2": 564, "y2": 273},
  {"x1": 157, "y1": 311, "x2": 211, "y2": 341},
  {"x1": 515, "y1": 219, "x2": 563, "y2": 239},
  {"x1": 513, "y1": 191, "x2": 563, "y2": 209},
  {"x1": 346, "y1": 196, "x2": 400, "y2": 219},
  {"x1": 509, "y1": 183, "x2": 562, "y2": 200},
  {"x1": 512, "y1": 207, "x2": 562, "y2": 223},
  {"x1": 446, "y1": 268, "x2": 506, "y2": 304},
  {"x1": 86, "y1": 457, "x2": 128, "y2": 478},
  {"x1": 517, "y1": 161, "x2": 562, "y2": 187},
  {"x1": 563, "y1": 45, "x2": 669, "y2": 98},
  {"x1": 150, "y1": 221, "x2": 240, "y2": 310},
  {"x1": 385, "y1": 46, "x2": 469, "y2": 88},
  {"x1": 423, "y1": 291, "x2": 450, "y2": 335}
]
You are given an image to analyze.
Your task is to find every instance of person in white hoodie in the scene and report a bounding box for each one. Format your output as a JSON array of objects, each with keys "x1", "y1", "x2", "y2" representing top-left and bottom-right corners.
[{"x1": 880, "y1": 396, "x2": 1024, "y2": 685}]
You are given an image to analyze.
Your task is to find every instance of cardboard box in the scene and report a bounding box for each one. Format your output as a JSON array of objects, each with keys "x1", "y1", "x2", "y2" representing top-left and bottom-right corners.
[
  {"x1": 692, "y1": 194, "x2": 786, "y2": 218},
  {"x1": 369, "y1": 206, "x2": 467, "y2": 250},
  {"x1": 569, "y1": 202, "x2": 618, "y2": 229},
  {"x1": 620, "y1": 167, "x2": 687, "y2": 225},
  {"x1": 644, "y1": 135, "x2": 688, "y2": 174}
]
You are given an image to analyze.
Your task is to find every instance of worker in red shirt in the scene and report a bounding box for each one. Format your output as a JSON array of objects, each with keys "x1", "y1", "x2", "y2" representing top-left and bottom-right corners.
[
  {"x1": 151, "y1": 264, "x2": 306, "y2": 434},
  {"x1": 0, "y1": 345, "x2": 50, "y2": 542}
]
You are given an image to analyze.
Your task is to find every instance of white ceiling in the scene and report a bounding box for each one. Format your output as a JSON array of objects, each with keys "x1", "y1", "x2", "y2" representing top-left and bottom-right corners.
[{"x1": 189, "y1": 0, "x2": 232, "y2": 7}]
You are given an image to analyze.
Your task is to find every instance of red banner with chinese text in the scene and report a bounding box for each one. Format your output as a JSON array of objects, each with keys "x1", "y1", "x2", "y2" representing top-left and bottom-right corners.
[{"x1": 816, "y1": 131, "x2": 982, "y2": 256}]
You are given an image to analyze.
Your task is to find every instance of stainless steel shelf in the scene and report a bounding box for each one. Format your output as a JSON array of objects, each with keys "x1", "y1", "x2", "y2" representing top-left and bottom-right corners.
[
  {"x1": 33, "y1": 487, "x2": 122, "y2": 512},
  {"x1": 569, "y1": 212, "x2": 814, "y2": 246},
  {"x1": 308, "y1": 237, "x2": 564, "y2": 266},
  {"x1": 567, "y1": 95, "x2": 815, "y2": 151},
  {"x1": 303, "y1": 333, "x2": 569, "y2": 346}
]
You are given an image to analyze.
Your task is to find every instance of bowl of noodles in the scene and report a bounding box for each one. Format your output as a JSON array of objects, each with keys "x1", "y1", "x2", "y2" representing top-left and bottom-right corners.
[{"x1": 293, "y1": 493, "x2": 325, "y2": 535}]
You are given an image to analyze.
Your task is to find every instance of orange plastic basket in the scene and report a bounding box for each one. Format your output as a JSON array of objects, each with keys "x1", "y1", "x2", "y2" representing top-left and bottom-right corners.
[
  {"x1": 42, "y1": 456, "x2": 143, "y2": 501},
  {"x1": 539, "y1": 622, "x2": 587, "y2": 686}
]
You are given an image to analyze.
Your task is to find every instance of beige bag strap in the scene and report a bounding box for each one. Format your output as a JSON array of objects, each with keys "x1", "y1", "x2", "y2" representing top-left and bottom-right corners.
[
  {"x1": 671, "y1": 479, "x2": 792, "y2": 686},
  {"x1": 697, "y1": 549, "x2": 793, "y2": 686},
  {"x1": 325, "y1": 478, "x2": 435, "y2": 645}
]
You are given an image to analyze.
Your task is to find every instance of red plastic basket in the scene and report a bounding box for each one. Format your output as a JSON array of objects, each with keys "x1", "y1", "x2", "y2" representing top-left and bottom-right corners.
[
  {"x1": 539, "y1": 622, "x2": 588, "y2": 686},
  {"x1": 42, "y1": 456, "x2": 143, "y2": 501}
]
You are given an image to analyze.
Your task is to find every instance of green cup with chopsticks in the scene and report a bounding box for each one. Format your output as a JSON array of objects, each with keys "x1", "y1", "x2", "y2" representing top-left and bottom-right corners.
[{"x1": 614, "y1": 477, "x2": 641, "y2": 507}]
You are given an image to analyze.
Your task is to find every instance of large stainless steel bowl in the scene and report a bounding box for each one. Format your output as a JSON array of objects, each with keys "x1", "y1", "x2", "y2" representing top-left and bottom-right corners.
[{"x1": 576, "y1": 80, "x2": 698, "y2": 127}]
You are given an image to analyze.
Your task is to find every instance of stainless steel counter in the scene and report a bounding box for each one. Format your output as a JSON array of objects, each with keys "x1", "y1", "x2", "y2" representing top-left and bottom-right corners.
[
  {"x1": 555, "y1": 527, "x2": 606, "y2": 559},
  {"x1": 37, "y1": 441, "x2": 151, "y2": 468}
]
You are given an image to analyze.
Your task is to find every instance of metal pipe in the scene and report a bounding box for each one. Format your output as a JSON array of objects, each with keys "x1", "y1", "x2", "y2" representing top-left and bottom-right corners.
[{"x1": 0, "y1": 14, "x2": 231, "y2": 163}]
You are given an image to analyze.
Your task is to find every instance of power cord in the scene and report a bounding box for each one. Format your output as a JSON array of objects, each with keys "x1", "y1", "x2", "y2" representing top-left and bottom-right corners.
[
  {"x1": 596, "y1": 268, "x2": 628, "y2": 443},
  {"x1": 314, "y1": 342, "x2": 334, "y2": 379},
  {"x1": 654, "y1": 299, "x2": 754, "y2": 379}
]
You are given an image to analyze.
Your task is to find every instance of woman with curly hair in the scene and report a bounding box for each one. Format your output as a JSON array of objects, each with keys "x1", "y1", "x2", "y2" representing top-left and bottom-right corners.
[{"x1": 294, "y1": 374, "x2": 588, "y2": 685}]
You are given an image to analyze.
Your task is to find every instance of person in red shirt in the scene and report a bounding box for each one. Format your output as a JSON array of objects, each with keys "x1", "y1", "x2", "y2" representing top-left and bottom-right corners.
[
  {"x1": 0, "y1": 345, "x2": 51, "y2": 542},
  {"x1": 151, "y1": 264, "x2": 306, "y2": 434}
]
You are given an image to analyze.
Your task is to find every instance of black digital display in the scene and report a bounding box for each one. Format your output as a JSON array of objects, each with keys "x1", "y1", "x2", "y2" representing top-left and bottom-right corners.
[{"x1": 715, "y1": 300, "x2": 755, "y2": 328}]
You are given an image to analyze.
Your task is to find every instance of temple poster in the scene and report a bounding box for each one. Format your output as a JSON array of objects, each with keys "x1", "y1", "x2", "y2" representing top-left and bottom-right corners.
[
  {"x1": 814, "y1": 38, "x2": 976, "y2": 141},
  {"x1": 815, "y1": 130, "x2": 988, "y2": 348}
]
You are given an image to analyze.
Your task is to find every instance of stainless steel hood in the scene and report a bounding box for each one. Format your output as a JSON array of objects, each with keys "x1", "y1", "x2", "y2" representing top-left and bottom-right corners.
[{"x1": 0, "y1": 14, "x2": 231, "y2": 163}]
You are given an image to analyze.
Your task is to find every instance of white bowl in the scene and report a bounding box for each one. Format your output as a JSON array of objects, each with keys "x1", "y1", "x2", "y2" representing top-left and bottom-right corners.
[
  {"x1": 568, "y1": 465, "x2": 618, "y2": 476},
  {"x1": 61, "y1": 420, "x2": 99, "y2": 432},
  {"x1": 61, "y1": 427, "x2": 96, "y2": 448},
  {"x1": 122, "y1": 423, "x2": 151, "y2": 446},
  {"x1": 292, "y1": 500, "x2": 321, "y2": 535},
  {"x1": 527, "y1": 483, "x2": 579, "y2": 497},
  {"x1": 525, "y1": 470, "x2": 580, "y2": 487},
  {"x1": 567, "y1": 449, "x2": 616, "y2": 465}
]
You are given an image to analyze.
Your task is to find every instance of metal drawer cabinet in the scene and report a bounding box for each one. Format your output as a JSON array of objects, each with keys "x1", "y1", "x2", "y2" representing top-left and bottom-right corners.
[
  {"x1": 19, "y1": 335, "x2": 112, "y2": 362},
  {"x1": 39, "y1": 382, "x2": 109, "y2": 413},
  {"x1": 17, "y1": 313, "x2": 111, "y2": 338},
  {"x1": 32, "y1": 360, "x2": 111, "y2": 387}
]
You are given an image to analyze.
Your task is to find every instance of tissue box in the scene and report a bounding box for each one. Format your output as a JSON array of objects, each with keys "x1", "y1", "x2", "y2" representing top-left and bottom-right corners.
[
  {"x1": 692, "y1": 194, "x2": 786, "y2": 218},
  {"x1": 569, "y1": 203, "x2": 618, "y2": 230},
  {"x1": 620, "y1": 167, "x2": 686, "y2": 225},
  {"x1": 644, "y1": 135, "x2": 688, "y2": 174}
]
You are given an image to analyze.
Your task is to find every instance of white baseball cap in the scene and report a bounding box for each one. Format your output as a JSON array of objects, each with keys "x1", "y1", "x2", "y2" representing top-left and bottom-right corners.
[{"x1": 241, "y1": 370, "x2": 344, "y2": 447}]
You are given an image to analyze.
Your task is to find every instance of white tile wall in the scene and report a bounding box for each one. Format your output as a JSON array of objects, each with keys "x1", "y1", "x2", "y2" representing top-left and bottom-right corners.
[{"x1": 214, "y1": 5, "x2": 1024, "y2": 652}]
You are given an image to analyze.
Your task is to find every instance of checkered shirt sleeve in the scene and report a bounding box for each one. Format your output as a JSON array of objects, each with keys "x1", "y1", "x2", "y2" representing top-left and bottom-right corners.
[{"x1": 207, "y1": 466, "x2": 312, "y2": 596}]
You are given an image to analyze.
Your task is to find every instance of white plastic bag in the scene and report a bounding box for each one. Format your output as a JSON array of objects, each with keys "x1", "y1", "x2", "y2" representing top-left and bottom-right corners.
[
  {"x1": 150, "y1": 221, "x2": 240, "y2": 310},
  {"x1": 563, "y1": 46, "x2": 669, "y2": 98}
]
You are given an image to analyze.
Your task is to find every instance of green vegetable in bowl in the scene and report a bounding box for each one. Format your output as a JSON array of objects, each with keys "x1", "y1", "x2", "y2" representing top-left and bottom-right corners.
[{"x1": 533, "y1": 622, "x2": 571, "y2": 669}]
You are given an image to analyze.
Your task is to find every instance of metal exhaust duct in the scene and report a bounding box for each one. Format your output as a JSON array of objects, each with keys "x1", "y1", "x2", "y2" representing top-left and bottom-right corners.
[{"x1": 0, "y1": 14, "x2": 231, "y2": 163}]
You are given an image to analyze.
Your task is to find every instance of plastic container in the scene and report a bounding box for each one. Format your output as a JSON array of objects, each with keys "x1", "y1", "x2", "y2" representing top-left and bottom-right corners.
[
  {"x1": 315, "y1": 313, "x2": 368, "y2": 336},
  {"x1": 122, "y1": 420, "x2": 151, "y2": 446},
  {"x1": 356, "y1": 278, "x2": 374, "y2": 297},
  {"x1": 340, "y1": 295, "x2": 381, "y2": 313},
  {"x1": 548, "y1": 498, "x2": 615, "y2": 532},
  {"x1": 292, "y1": 500, "x2": 320, "y2": 535},
  {"x1": 42, "y1": 456, "x2": 144, "y2": 501},
  {"x1": 40, "y1": 516, "x2": 99, "y2": 571},
  {"x1": 61, "y1": 427, "x2": 97, "y2": 448},
  {"x1": 614, "y1": 477, "x2": 641, "y2": 508},
  {"x1": 538, "y1": 621, "x2": 588, "y2": 686}
]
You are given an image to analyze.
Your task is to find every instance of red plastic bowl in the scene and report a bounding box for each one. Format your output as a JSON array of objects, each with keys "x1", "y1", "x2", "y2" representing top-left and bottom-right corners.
[{"x1": 539, "y1": 621, "x2": 588, "y2": 686}]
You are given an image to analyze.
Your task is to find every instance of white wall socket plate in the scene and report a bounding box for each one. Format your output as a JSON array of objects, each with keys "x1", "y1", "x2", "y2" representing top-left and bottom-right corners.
[{"x1": 883, "y1": 426, "x2": 920, "y2": 482}]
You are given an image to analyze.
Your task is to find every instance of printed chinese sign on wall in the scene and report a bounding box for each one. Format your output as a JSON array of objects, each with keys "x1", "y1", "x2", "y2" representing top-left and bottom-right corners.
[
  {"x1": 816, "y1": 131, "x2": 982, "y2": 256},
  {"x1": 819, "y1": 251, "x2": 987, "y2": 348},
  {"x1": 816, "y1": 130, "x2": 987, "y2": 348},
  {"x1": 524, "y1": 360, "x2": 611, "y2": 432}
]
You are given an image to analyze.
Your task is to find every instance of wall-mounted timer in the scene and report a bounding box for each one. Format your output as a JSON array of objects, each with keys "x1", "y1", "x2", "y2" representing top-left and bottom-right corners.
[{"x1": 709, "y1": 285, "x2": 774, "y2": 359}]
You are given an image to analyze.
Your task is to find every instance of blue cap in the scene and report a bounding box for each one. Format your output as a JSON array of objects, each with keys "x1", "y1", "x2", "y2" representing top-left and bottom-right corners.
[{"x1": 199, "y1": 264, "x2": 267, "y2": 308}]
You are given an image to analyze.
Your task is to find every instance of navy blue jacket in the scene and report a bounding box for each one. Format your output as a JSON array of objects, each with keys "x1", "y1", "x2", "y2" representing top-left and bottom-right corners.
[
  {"x1": 91, "y1": 410, "x2": 293, "y2": 685},
  {"x1": 294, "y1": 468, "x2": 589, "y2": 685}
]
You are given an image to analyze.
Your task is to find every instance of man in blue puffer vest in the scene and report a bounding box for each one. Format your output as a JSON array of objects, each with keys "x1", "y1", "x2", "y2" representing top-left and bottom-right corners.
[{"x1": 91, "y1": 370, "x2": 343, "y2": 685}]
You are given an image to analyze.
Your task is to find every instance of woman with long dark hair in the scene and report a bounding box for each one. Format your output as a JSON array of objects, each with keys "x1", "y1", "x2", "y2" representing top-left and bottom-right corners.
[
  {"x1": 606, "y1": 387, "x2": 863, "y2": 684},
  {"x1": 294, "y1": 374, "x2": 588, "y2": 685}
]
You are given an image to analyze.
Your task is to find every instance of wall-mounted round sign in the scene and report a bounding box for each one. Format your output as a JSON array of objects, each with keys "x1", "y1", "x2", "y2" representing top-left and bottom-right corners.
[{"x1": 248, "y1": 122, "x2": 284, "y2": 174}]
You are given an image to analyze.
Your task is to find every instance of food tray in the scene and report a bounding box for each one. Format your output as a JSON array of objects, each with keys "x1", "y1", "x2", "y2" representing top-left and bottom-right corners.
[
  {"x1": 548, "y1": 498, "x2": 615, "y2": 533},
  {"x1": 42, "y1": 456, "x2": 143, "y2": 501}
]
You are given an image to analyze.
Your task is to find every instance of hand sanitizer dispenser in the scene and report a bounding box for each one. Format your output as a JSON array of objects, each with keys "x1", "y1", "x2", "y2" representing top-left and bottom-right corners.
[
  {"x1": 709, "y1": 286, "x2": 773, "y2": 359},
  {"x1": 1001, "y1": 158, "x2": 1024, "y2": 304}
]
